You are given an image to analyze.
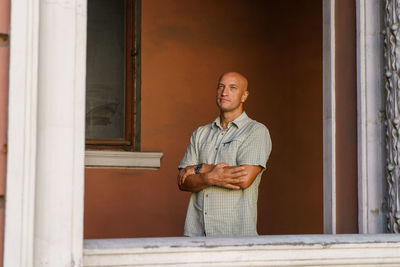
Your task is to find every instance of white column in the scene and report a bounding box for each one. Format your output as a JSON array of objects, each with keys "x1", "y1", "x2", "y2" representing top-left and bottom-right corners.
[
  {"x1": 4, "y1": 0, "x2": 87, "y2": 266},
  {"x1": 356, "y1": 0, "x2": 386, "y2": 233},
  {"x1": 323, "y1": 0, "x2": 336, "y2": 234},
  {"x1": 34, "y1": 0, "x2": 87, "y2": 266},
  {"x1": 4, "y1": 0, "x2": 40, "y2": 266}
]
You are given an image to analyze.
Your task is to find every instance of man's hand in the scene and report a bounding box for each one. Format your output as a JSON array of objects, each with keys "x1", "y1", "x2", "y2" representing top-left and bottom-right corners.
[
  {"x1": 177, "y1": 166, "x2": 196, "y2": 186},
  {"x1": 206, "y1": 164, "x2": 248, "y2": 190}
]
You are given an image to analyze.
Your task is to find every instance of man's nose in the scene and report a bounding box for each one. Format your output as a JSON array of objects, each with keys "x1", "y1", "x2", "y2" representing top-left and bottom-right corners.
[{"x1": 221, "y1": 87, "x2": 229, "y2": 96}]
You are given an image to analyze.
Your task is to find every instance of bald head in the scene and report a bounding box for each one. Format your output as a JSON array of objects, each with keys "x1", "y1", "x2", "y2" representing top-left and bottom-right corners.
[
  {"x1": 219, "y1": 72, "x2": 248, "y2": 91},
  {"x1": 216, "y1": 71, "x2": 249, "y2": 114}
]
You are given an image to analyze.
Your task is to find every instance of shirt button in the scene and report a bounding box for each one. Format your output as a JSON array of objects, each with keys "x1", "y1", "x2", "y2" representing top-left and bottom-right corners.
[
  {"x1": 205, "y1": 211, "x2": 208, "y2": 215},
  {"x1": 220, "y1": 132, "x2": 224, "y2": 135},
  {"x1": 215, "y1": 147, "x2": 218, "y2": 150},
  {"x1": 205, "y1": 194, "x2": 208, "y2": 197}
]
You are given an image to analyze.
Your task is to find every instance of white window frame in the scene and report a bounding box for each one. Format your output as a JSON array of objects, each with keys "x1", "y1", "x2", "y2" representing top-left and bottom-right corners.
[
  {"x1": 3, "y1": 0, "x2": 396, "y2": 266},
  {"x1": 356, "y1": 0, "x2": 386, "y2": 234},
  {"x1": 323, "y1": 0, "x2": 336, "y2": 234},
  {"x1": 85, "y1": 151, "x2": 163, "y2": 169},
  {"x1": 84, "y1": 0, "x2": 162, "y2": 169}
]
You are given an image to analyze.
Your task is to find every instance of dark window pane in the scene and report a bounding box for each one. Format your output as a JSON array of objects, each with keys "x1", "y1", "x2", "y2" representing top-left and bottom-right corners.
[{"x1": 86, "y1": 0, "x2": 125, "y2": 139}]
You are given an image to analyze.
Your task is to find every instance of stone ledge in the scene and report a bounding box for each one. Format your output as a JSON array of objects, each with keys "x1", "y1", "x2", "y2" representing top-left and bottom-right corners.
[
  {"x1": 83, "y1": 234, "x2": 400, "y2": 266},
  {"x1": 85, "y1": 150, "x2": 163, "y2": 169}
]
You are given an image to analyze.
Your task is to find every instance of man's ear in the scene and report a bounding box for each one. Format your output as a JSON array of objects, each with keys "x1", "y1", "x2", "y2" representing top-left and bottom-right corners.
[{"x1": 241, "y1": 90, "x2": 249, "y2": 103}]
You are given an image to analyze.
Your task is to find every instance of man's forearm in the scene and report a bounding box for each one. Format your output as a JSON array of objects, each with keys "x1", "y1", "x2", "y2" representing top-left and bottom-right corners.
[
  {"x1": 178, "y1": 172, "x2": 210, "y2": 192},
  {"x1": 235, "y1": 165, "x2": 263, "y2": 189}
]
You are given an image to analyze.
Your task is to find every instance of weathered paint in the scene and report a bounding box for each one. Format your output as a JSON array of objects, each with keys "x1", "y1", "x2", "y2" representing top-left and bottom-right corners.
[{"x1": 83, "y1": 235, "x2": 400, "y2": 266}]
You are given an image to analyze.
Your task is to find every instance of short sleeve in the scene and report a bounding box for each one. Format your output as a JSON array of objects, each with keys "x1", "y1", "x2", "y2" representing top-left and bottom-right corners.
[
  {"x1": 236, "y1": 124, "x2": 272, "y2": 168},
  {"x1": 178, "y1": 130, "x2": 199, "y2": 168}
]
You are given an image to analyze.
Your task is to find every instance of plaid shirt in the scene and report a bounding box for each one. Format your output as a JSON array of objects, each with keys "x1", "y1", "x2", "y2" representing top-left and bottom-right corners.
[{"x1": 179, "y1": 112, "x2": 272, "y2": 236}]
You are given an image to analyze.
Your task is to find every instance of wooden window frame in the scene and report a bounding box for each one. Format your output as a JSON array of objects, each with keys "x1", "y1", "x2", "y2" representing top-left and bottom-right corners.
[{"x1": 85, "y1": 0, "x2": 141, "y2": 152}]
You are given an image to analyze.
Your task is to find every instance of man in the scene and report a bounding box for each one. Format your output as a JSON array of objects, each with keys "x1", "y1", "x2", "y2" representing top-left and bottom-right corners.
[{"x1": 178, "y1": 72, "x2": 272, "y2": 236}]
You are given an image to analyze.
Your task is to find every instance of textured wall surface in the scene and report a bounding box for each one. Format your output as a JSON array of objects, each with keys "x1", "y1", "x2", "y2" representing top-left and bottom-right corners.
[
  {"x1": 383, "y1": 0, "x2": 400, "y2": 233},
  {"x1": 84, "y1": 0, "x2": 326, "y2": 238}
]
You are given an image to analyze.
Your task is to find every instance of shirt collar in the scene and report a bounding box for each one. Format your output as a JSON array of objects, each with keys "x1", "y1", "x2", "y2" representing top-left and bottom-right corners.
[{"x1": 212, "y1": 111, "x2": 249, "y2": 129}]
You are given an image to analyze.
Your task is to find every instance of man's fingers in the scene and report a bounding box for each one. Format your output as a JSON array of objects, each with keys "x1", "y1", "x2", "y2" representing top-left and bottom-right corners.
[
  {"x1": 228, "y1": 176, "x2": 246, "y2": 184},
  {"x1": 230, "y1": 170, "x2": 248, "y2": 177},
  {"x1": 216, "y1": 163, "x2": 229, "y2": 168},
  {"x1": 178, "y1": 167, "x2": 192, "y2": 185},
  {"x1": 178, "y1": 171, "x2": 184, "y2": 185},
  {"x1": 228, "y1": 166, "x2": 246, "y2": 173},
  {"x1": 180, "y1": 173, "x2": 189, "y2": 185},
  {"x1": 223, "y1": 183, "x2": 241, "y2": 190}
]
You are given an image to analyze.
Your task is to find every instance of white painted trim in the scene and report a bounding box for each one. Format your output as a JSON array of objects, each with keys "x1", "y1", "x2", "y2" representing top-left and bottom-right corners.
[
  {"x1": 33, "y1": 0, "x2": 86, "y2": 265},
  {"x1": 4, "y1": 1, "x2": 393, "y2": 267},
  {"x1": 323, "y1": 0, "x2": 336, "y2": 234},
  {"x1": 356, "y1": 0, "x2": 385, "y2": 233},
  {"x1": 83, "y1": 235, "x2": 400, "y2": 267},
  {"x1": 4, "y1": 0, "x2": 40, "y2": 266},
  {"x1": 5, "y1": 0, "x2": 87, "y2": 266},
  {"x1": 357, "y1": 0, "x2": 368, "y2": 234},
  {"x1": 85, "y1": 151, "x2": 163, "y2": 169},
  {"x1": 72, "y1": 0, "x2": 87, "y2": 263}
]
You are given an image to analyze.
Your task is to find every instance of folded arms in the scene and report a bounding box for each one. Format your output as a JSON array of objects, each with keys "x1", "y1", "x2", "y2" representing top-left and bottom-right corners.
[{"x1": 177, "y1": 163, "x2": 262, "y2": 192}]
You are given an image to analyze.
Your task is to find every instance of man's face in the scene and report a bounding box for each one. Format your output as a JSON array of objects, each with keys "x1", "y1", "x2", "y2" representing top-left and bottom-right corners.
[{"x1": 216, "y1": 73, "x2": 248, "y2": 113}]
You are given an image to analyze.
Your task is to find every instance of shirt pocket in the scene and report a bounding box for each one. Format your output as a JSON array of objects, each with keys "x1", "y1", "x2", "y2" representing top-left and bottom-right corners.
[
  {"x1": 218, "y1": 138, "x2": 243, "y2": 165},
  {"x1": 199, "y1": 142, "x2": 214, "y2": 164}
]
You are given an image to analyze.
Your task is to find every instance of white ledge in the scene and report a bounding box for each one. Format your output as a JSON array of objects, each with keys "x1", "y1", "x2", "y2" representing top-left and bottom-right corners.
[
  {"x1": 85, "y1": 151, "x2": 163, "y2": 169},
  {"x1": 83, "y1": 234, "x2": 400, "y2": 266}
]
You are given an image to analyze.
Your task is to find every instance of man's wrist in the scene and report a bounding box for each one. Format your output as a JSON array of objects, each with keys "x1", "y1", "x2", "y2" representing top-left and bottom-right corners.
[
  {"x1": 194, "y1": 163, "x2": 203, "y2": 174},
  {"x1": 201, "y1": 172, "x2": 211, "y2": 186},
  {"x1": 200, "y1": 164, "x2": 214, "y2": 174}
]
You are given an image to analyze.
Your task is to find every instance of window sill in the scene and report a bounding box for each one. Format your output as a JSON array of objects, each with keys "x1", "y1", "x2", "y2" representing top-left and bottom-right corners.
[
  {"x1": 85, "y1": 150, "x2": 163, "y2": 169},
  {"x1": 83, "y1": 234, "x2": 400, "y2": 266}
]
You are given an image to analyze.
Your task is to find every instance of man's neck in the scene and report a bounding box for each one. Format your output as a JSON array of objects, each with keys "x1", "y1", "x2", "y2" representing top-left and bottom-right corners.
[{"x1": 219, "y1": 109, "x2": 243, "y2": 129}]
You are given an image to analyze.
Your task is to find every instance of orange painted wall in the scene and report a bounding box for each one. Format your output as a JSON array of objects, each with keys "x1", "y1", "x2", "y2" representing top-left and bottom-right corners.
[
  {"x1": 335, "y1": 0, "x2": 358, "y2": 233},
  {"x1": 0, "y1": 0, "x2": 10, "y2": 264},
  {"x1": 84, "y1": 0, "x2": 324, "y2": 238}
]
